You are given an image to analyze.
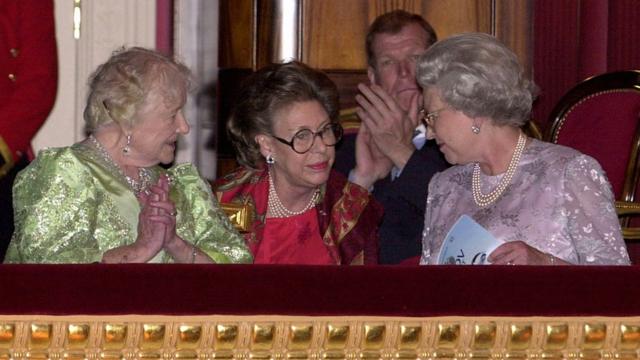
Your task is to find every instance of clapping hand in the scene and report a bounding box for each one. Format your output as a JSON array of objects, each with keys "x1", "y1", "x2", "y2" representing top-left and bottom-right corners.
[
  {"x1": 355, "y1": 83, "x2": 420, "y2": 170},
  {"x1": 100, "y1": 175, "x2": 173, "y2": 263},
  {"x1": 144, "y1": 175, "x2": 209, "y2": 263},
  {"x1": 351, "y1": 122, "x2": 393, "y2": 189},
  {"x1": 145, "y1": 174, "x2": 178, "y2": 247}
]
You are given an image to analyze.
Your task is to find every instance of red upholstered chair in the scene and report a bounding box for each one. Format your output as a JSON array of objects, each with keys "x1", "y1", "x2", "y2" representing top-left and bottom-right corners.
[{"x1": 545, "y1": 70, "x2": 640, "y2": 260}]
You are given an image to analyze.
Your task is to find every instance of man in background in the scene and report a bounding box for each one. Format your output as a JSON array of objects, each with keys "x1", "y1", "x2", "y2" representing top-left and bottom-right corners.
[
  {"x1": 0, "y1": 0, "x2": 58, "y2": 261},
  {"x1": 334, "y1": 10, "x2": 447, "y2": 264}
]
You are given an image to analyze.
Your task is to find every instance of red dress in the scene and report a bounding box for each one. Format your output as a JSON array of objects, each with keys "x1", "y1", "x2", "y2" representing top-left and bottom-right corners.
[
  {"x1": 255, "y1": 209, "x2": 334, "y2": 264},
  {"x1": 215, "y1": 166, "x2": 382, "y2": 265}
]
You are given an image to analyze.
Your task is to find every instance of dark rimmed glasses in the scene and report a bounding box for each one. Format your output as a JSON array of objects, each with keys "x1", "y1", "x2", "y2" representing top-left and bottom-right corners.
[{"x1": 273, "y1": 123, "x2": 343, "y2": 154}]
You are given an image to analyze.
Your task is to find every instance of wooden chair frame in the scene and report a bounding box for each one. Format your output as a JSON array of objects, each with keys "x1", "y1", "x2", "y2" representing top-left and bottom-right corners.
[{"x1": 546, "y1": 70, "x2": 640, "y2": 239}]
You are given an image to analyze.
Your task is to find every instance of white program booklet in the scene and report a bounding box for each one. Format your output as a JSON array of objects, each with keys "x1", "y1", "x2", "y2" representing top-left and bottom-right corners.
[{"x1": 437, "y1": 215, "x2": 503, "y2": 265}]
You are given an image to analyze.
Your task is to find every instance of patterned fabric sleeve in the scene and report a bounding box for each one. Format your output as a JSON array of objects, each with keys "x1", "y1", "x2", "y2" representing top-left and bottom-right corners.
[
  {"x1": 419, "y1": 172, "x2": 441, "y2": 265},
  {"x1": 4, "y1": 149, "x2": 103, "y2": 263},
  {"x1": 337, "y1": 181, "x2": 379, "y2": 265},
  {"x1": 563, "y1": 155, "x2": 630, "y2": 265},
  {"x1": 169, "y1": 164, "x2": 252, "y2": 264}
]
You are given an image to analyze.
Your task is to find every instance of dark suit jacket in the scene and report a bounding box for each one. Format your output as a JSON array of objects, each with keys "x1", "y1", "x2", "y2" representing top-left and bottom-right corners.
[{"x1": 334, "y1": 133, "x2": 448, "y2": 264}]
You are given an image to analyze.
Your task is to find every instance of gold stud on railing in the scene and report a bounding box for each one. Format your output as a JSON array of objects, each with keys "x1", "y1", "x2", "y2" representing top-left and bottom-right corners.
[
  {"x1": 289, "y1": 323, "x2": 313, "y2": 350},
  {"x1": 251, "y1": 323, "x2": 275, "y2": 359},
  {"x1": 619, "y1": 324, "x2": 640, "y2": 351},
  {"x1": 508, "y1": 323, "x2": 533, "y2": 351},
  {"x1": 213, "y1": 324, "x2": 238, "y2": 359},
  {"x1": 139, "y1": 323, "x2": 166, "y2": 358},
  {"x1": 399, "y1": 324, "x2": 421, "y2": 350},
  {"x1": 544, "y1": 323, "x2": 569, "y2": 351},
  {"x1": 66, "y1": 323, "x2": 90, "y2": 349},
  {"x1": 0, "y1": 323, "x2": 15, "y2": 359},
  {"x1": 582, "y1": 323, "x2": 606, "y2": 350},
  {"x1": 28, "y1": 323, "x2": 52, "y2": 350},
  {"x1": 324, "y1": 323, "x2": 349, "y2": 359},
  {"x1": 472, "y1": 322, "x2": 497, "y2": 351},
  {"x1": 435, "y1": 323, "x2": 460, "y2": 358},
  {"x1": 287, "y1": 323, "x2": 313, "y2": 359}
]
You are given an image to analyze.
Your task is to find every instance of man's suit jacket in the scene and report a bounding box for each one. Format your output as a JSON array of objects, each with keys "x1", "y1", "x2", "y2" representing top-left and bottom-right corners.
[{"x1": 334, "y1": 133, "x2": 447, "y2": 264}]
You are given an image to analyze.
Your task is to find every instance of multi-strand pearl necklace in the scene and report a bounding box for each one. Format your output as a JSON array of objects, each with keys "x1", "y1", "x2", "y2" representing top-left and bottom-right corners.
[
  {"x1": 89, "y1": 135, "x2": 153, "y2": 195},
  {"x1": 472, "y1": 131, "x2": 527, "y2": 207},
  {"x1": 267, "y1": 170, "x2": 319, "y2": 218}
]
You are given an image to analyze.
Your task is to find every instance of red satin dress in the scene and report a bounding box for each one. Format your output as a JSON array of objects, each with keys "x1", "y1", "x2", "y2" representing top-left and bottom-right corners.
[{"x1": 253, "y1": 208, "x2": 334, "y2": 265}]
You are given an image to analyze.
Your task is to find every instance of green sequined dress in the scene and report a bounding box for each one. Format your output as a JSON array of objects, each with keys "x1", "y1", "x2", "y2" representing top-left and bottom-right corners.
[{"x1": 4, "y1": 140, "x2": 253, "y2": 264}]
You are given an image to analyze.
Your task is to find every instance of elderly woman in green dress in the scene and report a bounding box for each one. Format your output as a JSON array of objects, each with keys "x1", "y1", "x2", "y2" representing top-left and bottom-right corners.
[{"x1": 4, "y1": 47, "x2": 252, "y2": 263}]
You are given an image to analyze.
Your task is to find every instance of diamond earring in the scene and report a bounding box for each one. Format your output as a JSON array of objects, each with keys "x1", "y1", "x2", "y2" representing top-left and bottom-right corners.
[
  {"x1": 471, "y1": 125, "x2": 480, "y2": 134},
  {"x1": 266, "y1": 154, "x2": 275, "y2": 164},
  {"x1": 122, "y1": 134, "x2": 132, "y2": 155}
]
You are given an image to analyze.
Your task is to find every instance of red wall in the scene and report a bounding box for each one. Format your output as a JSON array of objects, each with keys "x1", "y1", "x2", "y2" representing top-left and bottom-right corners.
[
  {"x1": 155, "y1": 0, "x2": 173, "y2": 56},
  {"x1": 533, "y1": 0, "x2": 640, "y2": 132}
]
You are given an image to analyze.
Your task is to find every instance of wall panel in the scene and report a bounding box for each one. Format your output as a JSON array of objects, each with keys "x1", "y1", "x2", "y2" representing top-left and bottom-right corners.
[
  {"x1": 301, "y1": 0, "x2": 498, "y2": 71},
  {"x1": 219, "y1": 0, "x2": 254, "y2": 69}
]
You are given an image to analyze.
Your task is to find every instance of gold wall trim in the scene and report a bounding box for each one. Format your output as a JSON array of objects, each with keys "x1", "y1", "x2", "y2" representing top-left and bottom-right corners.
[{"x1": 0, "y1": 315, "x2": 639, "y2": 359}]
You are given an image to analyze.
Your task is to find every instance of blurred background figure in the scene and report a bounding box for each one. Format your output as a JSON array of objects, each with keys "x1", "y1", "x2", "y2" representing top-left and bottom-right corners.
[
  {"x1": 5, "y1": 47, "x2": 252, "y2": 264},
  {"x1": 417, "y1": 33, "x2": 629, "y2": 265},
  {"x1": 0, "y1": 0, "x2": 57, "y2": 262},
  {"x1": 216, "y1": 61, "x2": 381, "y2": 265},
  {"x1": 334, "y1": 10, "x2": 447, "y2": 264}
]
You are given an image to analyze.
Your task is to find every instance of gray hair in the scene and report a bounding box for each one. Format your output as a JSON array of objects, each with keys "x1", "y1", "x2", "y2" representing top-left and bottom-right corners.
[
  {"x1": 416, "y1": 32, "x2": 537, "y2": 126},
  {"x1": 84, "y1": 47, "x2": 191, "y2": 132}
]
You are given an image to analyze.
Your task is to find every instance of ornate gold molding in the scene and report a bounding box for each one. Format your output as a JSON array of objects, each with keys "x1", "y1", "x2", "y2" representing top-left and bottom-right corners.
[
  {"x1": 0, "y1": 315, "x2": 639, "y2": 359},
  {"x1": 220, "y1": 202, "x2": 254, "y2": 233}
]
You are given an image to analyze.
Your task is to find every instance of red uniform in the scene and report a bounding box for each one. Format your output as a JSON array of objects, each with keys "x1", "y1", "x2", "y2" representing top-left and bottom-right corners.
[
  {"x1": 0, "y1": 0, "x2": 57, "y2": 174},
  {"x1": 0, "y1": 0, "x2": 57, "y2": 261}
]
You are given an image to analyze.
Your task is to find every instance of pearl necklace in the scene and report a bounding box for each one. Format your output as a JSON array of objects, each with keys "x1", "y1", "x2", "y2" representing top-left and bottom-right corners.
[
  {"x1": 88, "y1": 135, "x2": 153, "y2": 195},
  {"x1": 472, "y1": 131, "x2": 527, "y2": 207},
  {"x1": 267, "y1": 170, "x2": 319, "y2": 218}
]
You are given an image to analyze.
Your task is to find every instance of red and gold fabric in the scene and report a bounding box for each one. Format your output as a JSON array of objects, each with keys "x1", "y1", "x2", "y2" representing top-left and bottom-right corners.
[{"x1": 214, "y1": 166, "x2": 381, "y2": 265}]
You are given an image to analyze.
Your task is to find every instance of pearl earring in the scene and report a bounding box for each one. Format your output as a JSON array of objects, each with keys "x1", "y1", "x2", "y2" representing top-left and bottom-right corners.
[
  {"x1": 471, "y1": 125, "x2": 480, "y2": 134},
  {"x1": 266, "y1": 154, "x2": 275, "y2": 164}
]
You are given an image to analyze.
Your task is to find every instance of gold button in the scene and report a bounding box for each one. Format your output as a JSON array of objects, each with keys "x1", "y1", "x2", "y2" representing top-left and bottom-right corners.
[
  {"x1": 9, "y1": 48, "x2": 19, "y2": 58},
  {"x1": 8, "y1": 74, "x2": 16, "y2": 82}
]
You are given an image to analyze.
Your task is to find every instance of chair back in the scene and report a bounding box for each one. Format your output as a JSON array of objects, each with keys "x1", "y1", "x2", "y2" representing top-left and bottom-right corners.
[
  {"x1": 546, "y1": 70, "x2": 640, "y2": 260},
  {"x1": 546, "y1": 70, "x2": 640, "y2": 202}
]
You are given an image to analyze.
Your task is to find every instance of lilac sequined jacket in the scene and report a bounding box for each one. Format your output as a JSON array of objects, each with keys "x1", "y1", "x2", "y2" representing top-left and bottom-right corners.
[{"x1": 420, "y1": 139, "x2": 630, "y2": 265}]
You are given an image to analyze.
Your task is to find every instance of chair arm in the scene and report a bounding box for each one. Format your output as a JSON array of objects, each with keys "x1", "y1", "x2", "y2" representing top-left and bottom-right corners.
[
  {"x1": 615, "y1": 201, "x2": 640, "y2": 240},
  {"x1": 220, "y1": 202, "x2": 253, "y2": 233},
  {"x1": 615, "y1": 201, "x2": 640, "y2": 215}
]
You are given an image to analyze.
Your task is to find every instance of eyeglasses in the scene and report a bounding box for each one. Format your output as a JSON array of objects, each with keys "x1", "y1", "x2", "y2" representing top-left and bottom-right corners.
[
  {"x1": 273, "y1": 123, "x2": 343, "y2": 154},
  {"x1": 420, "y1": 108, "x2": 448, "y2": 127}
]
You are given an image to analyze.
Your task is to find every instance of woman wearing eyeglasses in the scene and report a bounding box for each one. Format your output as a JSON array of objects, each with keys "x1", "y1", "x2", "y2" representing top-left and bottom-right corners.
[
  {"x1": 417, "y1": 33, "x2": 629, "y2": 265},
  {"x1": 214, "y1": 61, "x2": 382, "y2": 265}
]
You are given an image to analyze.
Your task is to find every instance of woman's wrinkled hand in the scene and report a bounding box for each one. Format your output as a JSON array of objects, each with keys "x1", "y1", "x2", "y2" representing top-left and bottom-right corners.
[
  {"x1": 145, "y1": 175, "x2": 178, "y2": 248},
  {"x1": 132, "y1": 179, "x2": 171, "y2": 260},
  {"x1": 488, "y1": 241, "x2": 565, "y2": 265},
  {"x1": 101, "y1": 178, "x2": 171, "y2": 263}
]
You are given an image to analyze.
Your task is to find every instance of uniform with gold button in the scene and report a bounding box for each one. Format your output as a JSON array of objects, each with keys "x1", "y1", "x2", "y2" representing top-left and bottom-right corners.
[{"x1": 0, "y1": 0, "x2": 58, "y2": 262}]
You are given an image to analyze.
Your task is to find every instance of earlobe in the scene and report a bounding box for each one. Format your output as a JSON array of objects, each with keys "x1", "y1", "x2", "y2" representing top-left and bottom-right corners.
[{"x1": 254, "y1": 134, "x2": 272, "y2": 157}]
